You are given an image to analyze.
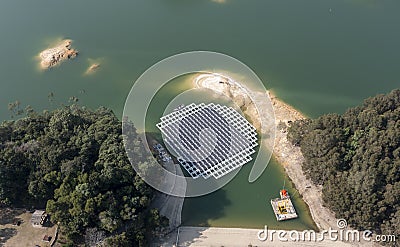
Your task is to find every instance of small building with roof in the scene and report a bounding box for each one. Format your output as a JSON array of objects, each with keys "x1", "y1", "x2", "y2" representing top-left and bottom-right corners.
[{"x1": 31, "y1": 210, "x2": 48, "y2": 227}]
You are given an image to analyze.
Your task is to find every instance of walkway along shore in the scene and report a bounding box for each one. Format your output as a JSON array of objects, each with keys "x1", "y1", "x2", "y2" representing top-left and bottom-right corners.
[
  {"x1": 268, "y1": 91, "x2": 337, "y2": 231},
  {"x1": 156, "y1": 226, "x2": 360, "y2": 247}
]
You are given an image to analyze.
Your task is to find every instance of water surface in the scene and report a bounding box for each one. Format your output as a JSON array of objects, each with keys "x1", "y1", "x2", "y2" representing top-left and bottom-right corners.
[{"x1": 0, "y1": 0, "x2": 399, "y2": 230}]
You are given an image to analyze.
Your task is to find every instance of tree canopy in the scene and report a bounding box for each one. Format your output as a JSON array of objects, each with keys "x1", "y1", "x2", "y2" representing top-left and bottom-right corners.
[
  {"x1": 0, "y1": 105, "x2": 167, "y2": 246},
  {"x1": 288, "y1": 89, "x2": 400, "y2": 239}
]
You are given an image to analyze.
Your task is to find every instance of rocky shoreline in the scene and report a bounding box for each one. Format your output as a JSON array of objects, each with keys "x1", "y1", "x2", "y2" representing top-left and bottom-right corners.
[
  {"x1": 268, "y1": 92, "x2": 338, "y2": 231},
  {"x1": 194, "y1": 73, "x2": 379, "y2": 246},
  {"x1": 39, "y1": 39, "x2": 78, "y2": 69}
]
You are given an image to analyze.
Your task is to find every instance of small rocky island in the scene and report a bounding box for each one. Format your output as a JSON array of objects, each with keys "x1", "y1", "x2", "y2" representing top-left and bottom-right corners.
[
  {"x1": 39, "y1": 39, "x2": 78, "y2": 69},
  {"x1": 85, "y1": 63, "x2": 100, "y2": 74}
]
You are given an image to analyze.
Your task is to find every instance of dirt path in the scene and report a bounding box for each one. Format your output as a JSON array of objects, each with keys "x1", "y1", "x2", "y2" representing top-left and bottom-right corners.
[{"x1": 0, "y1": 209, "x2": 57, "y2": 247}]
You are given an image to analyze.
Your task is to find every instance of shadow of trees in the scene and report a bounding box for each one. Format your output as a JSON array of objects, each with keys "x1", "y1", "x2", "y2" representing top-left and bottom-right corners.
[
  {"x1": 0, "y1": 208, "x2": 24, "y2": 225},
  {"x1": 0, "y1": 228, "x2": 18, "y2": 246},
  {"x1": 181, "y1": 189, "x2": 231, "y2": 227}
]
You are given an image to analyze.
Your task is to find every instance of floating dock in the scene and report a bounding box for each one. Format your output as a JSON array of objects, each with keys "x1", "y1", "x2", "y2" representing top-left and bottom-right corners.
[{"x1": 271, "y1": 190, "x2": 298, "y2": 221}]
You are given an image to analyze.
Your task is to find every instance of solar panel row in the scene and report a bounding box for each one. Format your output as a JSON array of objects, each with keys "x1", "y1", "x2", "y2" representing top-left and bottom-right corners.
[{"x1": 157, "y1": 103, "x2": 258, "y2": 179}]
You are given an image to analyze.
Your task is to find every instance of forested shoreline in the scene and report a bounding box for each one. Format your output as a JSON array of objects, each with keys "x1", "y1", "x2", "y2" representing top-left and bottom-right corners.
[
  {"x1": 288, "y1": 89, "x2": 400, "y2": 238},
  {"x1": 0, "y1": 105, "x2": 167, "y2": 246}
]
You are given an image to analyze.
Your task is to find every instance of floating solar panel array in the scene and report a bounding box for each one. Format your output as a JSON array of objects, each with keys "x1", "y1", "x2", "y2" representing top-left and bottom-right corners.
[{"x1": 156, "y1": 103, "x2": 258, "y2": 179}]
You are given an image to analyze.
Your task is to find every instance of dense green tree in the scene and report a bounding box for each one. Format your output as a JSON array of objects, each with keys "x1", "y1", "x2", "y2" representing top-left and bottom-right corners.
[
  {"x1": 288, "y1": 89, "x2": 400, "y2": 238},
  {"x1": 0, "y1": 104, "x2": 168, "y2": 246}
]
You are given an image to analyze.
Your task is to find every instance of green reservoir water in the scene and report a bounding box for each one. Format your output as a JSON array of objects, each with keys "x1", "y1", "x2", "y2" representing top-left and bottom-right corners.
[{"x1": 1, "y1": 0, "x2": 400, "y2": 230}]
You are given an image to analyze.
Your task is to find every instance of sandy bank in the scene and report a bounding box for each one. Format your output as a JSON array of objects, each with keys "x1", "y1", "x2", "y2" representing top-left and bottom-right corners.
[{"x1": 268, "y1": 91, "x2": 337, "y2": 230}]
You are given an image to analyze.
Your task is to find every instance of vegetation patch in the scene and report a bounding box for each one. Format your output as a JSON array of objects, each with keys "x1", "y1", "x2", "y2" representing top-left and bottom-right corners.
[
  {"x1": 0, "y1": 104, "x2": 168, "y2": 246},
  {"x1": 288, "y1": 89, "x2": 400, "y2": 238}
]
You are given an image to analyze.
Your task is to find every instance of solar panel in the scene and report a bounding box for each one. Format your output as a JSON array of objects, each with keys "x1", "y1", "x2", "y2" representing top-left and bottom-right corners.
[{"x1": 156, "y1": 103, "x2": 258, "y2": 179}]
